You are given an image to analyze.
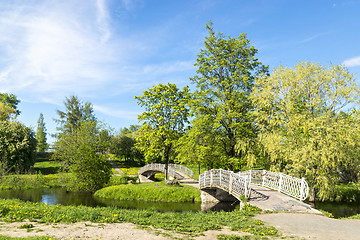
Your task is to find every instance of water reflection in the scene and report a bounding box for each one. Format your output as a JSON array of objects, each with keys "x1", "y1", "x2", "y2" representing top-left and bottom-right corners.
[{"x1": 0, "y1": 188, "x2": 238, "y2": 212}]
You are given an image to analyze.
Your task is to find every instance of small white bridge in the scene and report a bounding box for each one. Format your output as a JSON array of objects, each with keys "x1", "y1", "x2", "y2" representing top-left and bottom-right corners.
[
  {"x1": 199, "y1": 169, "x2": 309, "y2": 202},
  {"x1": 138, "y1": 163, "x2": 194, "y2": 182}
]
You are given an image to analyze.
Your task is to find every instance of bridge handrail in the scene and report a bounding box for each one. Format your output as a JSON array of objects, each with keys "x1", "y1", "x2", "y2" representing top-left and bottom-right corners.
[
  {"x1": 199, "y1": 169, "x2": 251, "y2": 199},
  {"x1": 238, "y1": 170, "x2": 309, "y2": 201},
  {"x1": 138, "y1": 163, "x2": 193, "y2": 178},
  {"x1": 168, "y1": 164, "x2": 194, "y2": 177}
]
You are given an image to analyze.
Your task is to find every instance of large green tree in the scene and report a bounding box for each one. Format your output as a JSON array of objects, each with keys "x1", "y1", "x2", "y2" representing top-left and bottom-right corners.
[
  {"x1": 36, "y1": 113, "x2": 48, "y2": 152},
  {"x1": 54, "y1": 120, "x2": 111, "y2": 192},
  {"x1": 0, "y1": 121, "x2": 36, "y2": 174},
  {"x1": 178, "y1": 22, "x2": 268, "y2": 170},
  {"x1": 135, "y1": 83, "x2": 190, "y2": 179},
  {"x1": 251, "y1": 61, "x2": 360, "y2": 202}
]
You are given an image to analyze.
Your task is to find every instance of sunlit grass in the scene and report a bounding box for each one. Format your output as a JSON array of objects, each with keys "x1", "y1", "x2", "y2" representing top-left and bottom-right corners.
[{"x1": 0, "y1": 198, "x2": 278, "y2": 238}]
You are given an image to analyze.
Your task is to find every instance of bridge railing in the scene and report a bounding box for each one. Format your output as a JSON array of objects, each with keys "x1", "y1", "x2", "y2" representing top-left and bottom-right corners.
[
  {"x1": 169, "y1": 164, "x2": 194, "y2": 177},
  {"x1": 199, "y1": 169, "x2": 251, "y2": 199},
  {"x1": 238, "y1": 170, "x2": 309, "y2": 201},
  {"x1": 138, "y1": 163, "x2": 193, "y2": 178},
  {"x1": 138, "y1": 163, "x2": 176, "y2": 178}
]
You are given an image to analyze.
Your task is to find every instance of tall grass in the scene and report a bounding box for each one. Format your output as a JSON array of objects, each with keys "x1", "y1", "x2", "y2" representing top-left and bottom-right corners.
[{"x1": 94, "y1": 182, "x2": 201, "y2": 202}]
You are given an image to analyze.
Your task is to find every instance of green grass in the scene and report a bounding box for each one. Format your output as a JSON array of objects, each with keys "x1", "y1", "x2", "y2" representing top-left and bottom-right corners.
[
  {"x1": 94, "y1": 182, "x2": 201, "y2": 202},
  {"x1": 0, "y1": 174, "x2": 69, "y2": 190},
  {"x1": 0, "y1": 198, "x2": 279, "y2": 238},
  {"x1": 0, "y1": 173, "x2": 129, "y2": 190},
  {"x1": 32, "y1": 153, "x2": 62, "y2": 175},
  {"x1": 0, "y1": 236, "x2": 50, "y2": 240}
]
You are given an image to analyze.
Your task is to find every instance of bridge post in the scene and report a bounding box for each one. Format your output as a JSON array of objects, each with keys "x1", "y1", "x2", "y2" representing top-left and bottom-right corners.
[
  {"x1": 219, "y1": 169, "x2": 222, "y2": 186},
  {"x1": 300, "y1": 177, "x2": 305, "y2": 201},
  {"x1": 249, "y1": 169, "x2": 252, "y2": 184},
  {"x1": 229, "y1": 173, "x2": 233, "y2": 193},
  {"x1": 278, "y1": 173, "x2": 283, "y2": 192},
  {"x1": 210, "y1": 170, "x2": 213, "y2": 186},
  {"x1": 262, "y1": 170, "x2": 266, "y2": 186}
]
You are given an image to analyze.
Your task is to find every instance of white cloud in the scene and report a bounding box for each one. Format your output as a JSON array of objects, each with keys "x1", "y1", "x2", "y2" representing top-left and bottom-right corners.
[
  {"x1": 343, "y1": 56, "x2": 360, "y2": 67},
  {"x1": 0, "y1": 0, "x2": 195, "y2": 119},
  {"x1": 93, "y1": 104, "x2": 140, "y2": 120}
]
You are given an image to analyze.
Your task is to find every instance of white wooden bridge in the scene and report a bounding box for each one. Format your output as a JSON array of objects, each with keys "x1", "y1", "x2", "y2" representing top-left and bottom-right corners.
[
  {"x1": 138, "y1": 164, "x2": 317, "y2": 212},
  {"x1": 200, "y1": 169, "x2": 309, "y2": 201},
  {"x1": 138, "y1": 163, "x2": 194, "y2": 181}
]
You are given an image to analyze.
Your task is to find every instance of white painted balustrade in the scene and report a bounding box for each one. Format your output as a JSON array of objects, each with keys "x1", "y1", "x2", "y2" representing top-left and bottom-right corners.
[
  {"x1": 240, "y1": 170, "x2": 309, "y2": 201},
  {"x1": 199, "y1": 169, "x2": 251, "y2": 199},
  {"x1": 138, "y1": 163, "x2": 194, "y2": 178}
]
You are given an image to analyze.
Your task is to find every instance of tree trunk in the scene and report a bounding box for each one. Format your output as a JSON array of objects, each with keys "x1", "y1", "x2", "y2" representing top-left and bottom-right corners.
[{"x1": 309, "y1": 183, "x2": 316, "y2": 203}]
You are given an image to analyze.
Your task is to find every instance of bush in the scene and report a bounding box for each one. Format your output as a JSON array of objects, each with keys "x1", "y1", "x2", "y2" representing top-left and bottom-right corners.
[{"x1": 0, "y1": 121, "x2": 36, "y2": 174}]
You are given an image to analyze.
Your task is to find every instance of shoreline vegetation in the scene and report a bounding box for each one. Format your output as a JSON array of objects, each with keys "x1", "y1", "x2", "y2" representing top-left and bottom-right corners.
[{"x1": 94, "y1": 182, "x2": 201, "y2": 202}]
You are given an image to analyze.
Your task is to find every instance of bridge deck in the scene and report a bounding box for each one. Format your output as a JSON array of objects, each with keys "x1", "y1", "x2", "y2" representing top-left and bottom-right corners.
[{"x1": 248, "y1": 185, "x2": 321, "y2": 214}]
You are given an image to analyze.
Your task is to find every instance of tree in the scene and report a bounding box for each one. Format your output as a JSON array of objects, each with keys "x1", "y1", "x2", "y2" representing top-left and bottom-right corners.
[
  {"x1": 0, "y1": 121, "x2": 36, "y2": 174},
  {"x1": 178, "y1": 22, "x2": 268, "y2": 170},
  {"x1": 251, "y1": 61, "x2": 360, "y2": 202},
  {"x1": 36, "y1": 113, "x2": 48, "y2": 152},
  {"x1": 0, "y1": 102, "x2": 16, "y2": 121},
  {"x1": 0, "y1": 93, "x2": 20, "y2": 116},
  {"x1": 135, "y1": 83, "x2": 190, "y2": 179},
  {"x1": 55, "y1": 95, "x2": 95, "y2": 135},
  {"x1": 0, "y1": 93, "x2": 20, "y2": 120},
  {"x1": 54, "y1": 120, "x2": 111, "y2": 192}
]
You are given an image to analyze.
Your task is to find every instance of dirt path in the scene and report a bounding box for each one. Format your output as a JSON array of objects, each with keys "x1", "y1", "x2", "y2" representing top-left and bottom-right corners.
[
  {"x1": 0, "y1": 221, "x2": 250, "y2": 240},
  {"x1": 255, "y1": 212, "x2": 360, "y2": 240}
]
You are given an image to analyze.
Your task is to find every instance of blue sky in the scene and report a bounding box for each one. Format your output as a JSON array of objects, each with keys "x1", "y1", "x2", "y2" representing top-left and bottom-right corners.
[{"x1": 1, "y1": 0, "x2": 360, "y2": 144}]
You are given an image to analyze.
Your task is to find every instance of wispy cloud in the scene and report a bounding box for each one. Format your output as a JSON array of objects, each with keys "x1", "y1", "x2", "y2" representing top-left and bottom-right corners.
[
  {"x1": 298, "y1": 32, "x2": 331, "y2": 44},
  {"x1": 93, "y1": 104, "x2": 141, "y2": 120},
  {"x1": 343, "y1": 56, "x2": 360, "y2": 67},
  {"x1": 0, "y1": 0, "x2": 194, "y2": 114}
]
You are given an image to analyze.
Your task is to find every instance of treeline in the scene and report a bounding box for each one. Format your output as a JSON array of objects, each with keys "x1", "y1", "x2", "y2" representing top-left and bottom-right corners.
[
  {"x1": 134, "y1": 22, "x2": 360, "y2": 202},
  {"x1": 2, "y1": 22, "x2": 360, "y2": 201}
]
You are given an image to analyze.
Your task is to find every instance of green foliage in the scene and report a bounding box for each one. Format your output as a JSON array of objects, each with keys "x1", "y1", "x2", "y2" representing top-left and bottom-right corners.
[
  {"x1": 94, "y1": 182, "x2": 201, "y2": 202},
  {"x1": 55, "y1": 95, "x2": 95, "y2": 135},
  {"x1": 0, "y1": 121, "x2": 36, "y2": 174},
  {"x1": 0, "y1": 173, "x2": 69, "y2": 190},
  {"x1": 177, "y1": 22, "x2": 268, "y2": 171},
  {"x1": 111, "y1": 134, "x2": 144, "y2": 166},
  {"x1": 54, "y1": 120, "x2": 111, "y2": 192},
  {"x1": 35, "y1": 113, "x2": 48, "y2": 152},
  {"x1": 0, "y1": 198, "x2": 278, "y2": 238},
  {"x1": 252, "y1": 61, "x2": 360, "y2": 201},
  {"x1": 0, "y1": 93, "x2": 20, "y2": 116},
  {"x1": 66, "y1": 145, "x2": 111, "y2": 192},
  {"x1": 135, "y1": 83, "x2": 191, "y2": 178},
  {"x1": 327, "y1": 183, "x2": 360, "y2": 202}
]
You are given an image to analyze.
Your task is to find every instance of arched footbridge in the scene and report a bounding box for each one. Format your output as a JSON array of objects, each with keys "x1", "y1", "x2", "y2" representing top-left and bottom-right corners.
[
  {"x1": 138, "y1": 163, "x2": 194, "y2": 182},
  {"x1": 199, "y1": 169, "x2": 309, "y2": 202},
  {"x1": 138, "y1": 164, "x2": 313, "y2": 211}
]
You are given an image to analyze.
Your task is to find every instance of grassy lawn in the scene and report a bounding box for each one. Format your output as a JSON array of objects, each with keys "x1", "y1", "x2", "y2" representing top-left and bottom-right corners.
[
  {"x1": 32, "y1": 153, "x2": 62, "y2": 175},
  {"x1": 0, "y1": 198, "x2": 279, "y2": 239},
  {"x1": 94, "y1": 182, "x2": 201, "y2": 202}
]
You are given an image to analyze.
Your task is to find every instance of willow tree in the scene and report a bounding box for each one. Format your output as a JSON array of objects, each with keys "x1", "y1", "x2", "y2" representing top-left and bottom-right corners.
[
  {"x1": 178, "y1": 22, "x2": 268, "y2": 170},
  {"x1": 251, "y1": 61, "x2": 360, "y2": 202},
  {"x1": 135, "y1": 83, "x2": 190, "y2": 179}
]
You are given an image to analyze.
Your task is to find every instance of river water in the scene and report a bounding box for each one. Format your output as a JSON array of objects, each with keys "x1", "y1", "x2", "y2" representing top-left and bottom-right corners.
[
  {"x1": 0, "y1": 188, "x2": 238, "y2": 212},
  {"x1": 1, "y1": 188, "x2": 359, "y2": 217}
]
